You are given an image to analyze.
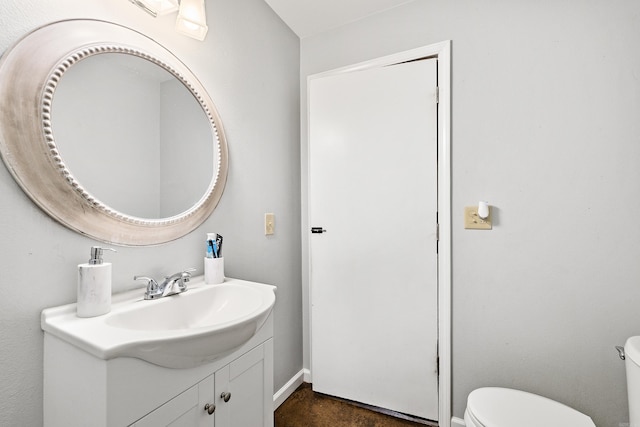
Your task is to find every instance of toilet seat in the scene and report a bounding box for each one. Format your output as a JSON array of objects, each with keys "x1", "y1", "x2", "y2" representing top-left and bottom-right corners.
[{"x1": 464, "y1": 387, "x2": 595, "y2": 427}]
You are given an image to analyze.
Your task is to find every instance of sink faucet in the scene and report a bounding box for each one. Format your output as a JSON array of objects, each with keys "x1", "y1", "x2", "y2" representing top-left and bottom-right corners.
[{"x1": 135, "y1": 268, "x2": 196, "y2": 300}]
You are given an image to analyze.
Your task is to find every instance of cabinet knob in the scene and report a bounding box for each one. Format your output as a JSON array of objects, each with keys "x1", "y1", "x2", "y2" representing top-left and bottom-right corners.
[
  {"x1": 204, "y1": 403, "x2": 216, "y2": 415},
  {"x1": 221, "y1": 391, "x2": 231, "y2": 402}
]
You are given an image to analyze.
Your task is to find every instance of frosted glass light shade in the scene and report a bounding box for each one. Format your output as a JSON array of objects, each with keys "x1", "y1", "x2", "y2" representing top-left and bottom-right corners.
[
  {"x1": 175, "y1": 0, "x2": 209, "y2": 41},
  {"x1": 130, "y1": 0, "x2": 179, "y2": 17}
]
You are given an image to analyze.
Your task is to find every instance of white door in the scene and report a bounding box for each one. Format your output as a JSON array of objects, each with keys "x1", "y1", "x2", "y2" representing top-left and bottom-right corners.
[{"x1": 309, "y1": 58, "x2": 439, "y2": 421}]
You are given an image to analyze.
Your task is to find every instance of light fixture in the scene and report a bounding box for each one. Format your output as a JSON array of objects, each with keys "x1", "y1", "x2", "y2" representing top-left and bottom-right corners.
[
  {"x1": 128, "y1": 0, "x2": 179, "y2": 17},
  {"x1": 175, "y1": 0, "x2": 209, "y2": 41},
  {"x1": 128, "y1": 0, "x2": 208, "y2": 41}
]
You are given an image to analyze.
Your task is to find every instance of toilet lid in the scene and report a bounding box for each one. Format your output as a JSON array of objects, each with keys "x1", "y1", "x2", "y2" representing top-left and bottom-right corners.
[{"x1": 466, "y1": 388, "x2": 595, "y2": 427}]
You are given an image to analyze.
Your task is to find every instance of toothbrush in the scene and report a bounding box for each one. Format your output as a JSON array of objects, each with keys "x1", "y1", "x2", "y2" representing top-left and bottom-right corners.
[
  {"x1": 215, "y1": 234, "x2": 223, "y2": 258},
  {"x1": 207, "y1": 239, "x2": 214, "y2": 258}
]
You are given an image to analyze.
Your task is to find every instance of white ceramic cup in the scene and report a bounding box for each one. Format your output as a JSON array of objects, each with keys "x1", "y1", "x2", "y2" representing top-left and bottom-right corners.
[{"x1": 204, "y1": 257, "x2": 224, "y2": 284}]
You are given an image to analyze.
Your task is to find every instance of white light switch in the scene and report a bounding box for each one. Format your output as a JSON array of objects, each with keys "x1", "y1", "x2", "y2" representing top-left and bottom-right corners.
[{"x1": 265, "y1": 213, "x2": 275, "y2": 235}]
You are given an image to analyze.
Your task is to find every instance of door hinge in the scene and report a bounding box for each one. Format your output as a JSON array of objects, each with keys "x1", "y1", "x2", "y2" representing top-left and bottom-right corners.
[{"x1": 435, "y1": 86, "x2": 439, "y2": 104}]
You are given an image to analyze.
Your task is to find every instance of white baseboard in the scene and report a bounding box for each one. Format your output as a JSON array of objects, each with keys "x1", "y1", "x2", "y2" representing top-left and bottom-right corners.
[
  {"x1": 273, "y1": 369, "x2": 306, "y2": 409},
  {"x1": 451, "y1": 416, "x2": 466, "y2": 426},
  {"x1": 303, "y1": 368, "x2": 311, "y2": 383}
]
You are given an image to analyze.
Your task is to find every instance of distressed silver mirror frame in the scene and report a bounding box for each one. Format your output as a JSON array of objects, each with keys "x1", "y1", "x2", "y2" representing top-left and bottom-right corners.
[{"x1": 0, "y1": 19, "x2": 228, "y2": 246}]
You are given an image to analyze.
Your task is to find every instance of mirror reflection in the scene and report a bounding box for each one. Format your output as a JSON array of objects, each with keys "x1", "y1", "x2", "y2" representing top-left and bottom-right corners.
[{"x1": 51, "y1": 53, "x2": 215, "y2": 219}]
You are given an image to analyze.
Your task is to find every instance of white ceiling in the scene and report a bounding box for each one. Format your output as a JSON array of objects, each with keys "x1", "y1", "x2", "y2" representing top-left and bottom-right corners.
[{"x1": 263, "y1": 0, "x2": 415, "y2": 38}]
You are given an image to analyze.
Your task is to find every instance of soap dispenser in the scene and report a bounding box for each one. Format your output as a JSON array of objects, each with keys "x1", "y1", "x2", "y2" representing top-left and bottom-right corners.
[{"x1": 77, "y1": 246, "x2": 116, "y2": 318}]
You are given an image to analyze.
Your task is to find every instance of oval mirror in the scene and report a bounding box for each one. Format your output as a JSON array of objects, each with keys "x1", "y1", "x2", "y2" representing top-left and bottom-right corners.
[
  {"x1": 0, "y1": 20, "x2": 228, "y2": 246},
  {"x1": 52, "y1": 53, "x2": 215, "y2": 219}
]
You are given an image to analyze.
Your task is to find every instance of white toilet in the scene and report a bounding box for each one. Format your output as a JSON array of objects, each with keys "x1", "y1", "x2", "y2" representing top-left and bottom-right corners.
[
  {"x1": 464, "y1": 387, "x2": 596, "y2": 427},
  {"x1": 464, "y1": 336, "x2": 640, "y2": 427},
  {"x1": 624, "y1": 336, "x2": 640, "y2": 427}
]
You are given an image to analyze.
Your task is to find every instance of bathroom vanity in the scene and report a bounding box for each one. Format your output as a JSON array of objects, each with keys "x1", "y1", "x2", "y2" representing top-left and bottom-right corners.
[
  {"x1": 2, "y1": 18, "x2": 276, "y2": 426},
  {"x1": 42, "y1": 278, "x2": 275, "y2": 427}
]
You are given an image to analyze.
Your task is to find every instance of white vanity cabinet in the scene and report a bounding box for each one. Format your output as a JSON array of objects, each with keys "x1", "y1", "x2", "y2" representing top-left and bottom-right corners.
[
  {"x1": 131, "y1": 375, "x2": 214, "y2": 427},
  {"x1": 43, "y1": 312, "x2": 274, "y2": 427},
  {"x1": 131, "y1": 343, "x2": 271, "y2": 427}
]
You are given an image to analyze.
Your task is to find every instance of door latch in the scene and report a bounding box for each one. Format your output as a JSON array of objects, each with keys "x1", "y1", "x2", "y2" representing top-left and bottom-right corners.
[{"x1": 311, "y1": 227, "x2": 327, "y2": 234}]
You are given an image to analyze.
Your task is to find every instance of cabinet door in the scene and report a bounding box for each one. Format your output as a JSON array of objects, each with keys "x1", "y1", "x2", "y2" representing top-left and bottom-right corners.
[
  {"x1": 215, "y1": 342, "x2": 273, "y2": 427},
  {"x1": 129, "y1": 341, "x2": 273, "y2": 427},
  {"x1": 131, "y1": 375, "x2": 215, "y2": 427}
]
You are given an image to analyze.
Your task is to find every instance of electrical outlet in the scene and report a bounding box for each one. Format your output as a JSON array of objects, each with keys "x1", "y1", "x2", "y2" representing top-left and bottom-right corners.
[
  {"x1": 464, "y1": 206, "x2": 492, "y2": 230},
  {"x1": 265, "y1": 213, "x2": 275, "y2": 235}
]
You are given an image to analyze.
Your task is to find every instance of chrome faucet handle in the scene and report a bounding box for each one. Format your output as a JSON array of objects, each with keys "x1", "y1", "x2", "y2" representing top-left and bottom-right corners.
[
  {"x1": 163, "y1": 268, "x2": 196, "y2": 281},
  {"x1": 134, "y1": 275, "x2": 157, "y2": 288},
  {"x1": 177, "y1": 268, "x2": 196, "y2": 289},
  {"x1": 182, "y1": 268, "x2": 196, "y2": 281},
  {"x1": 134, "y1": 275, "x2": 161, "y2": 299}
]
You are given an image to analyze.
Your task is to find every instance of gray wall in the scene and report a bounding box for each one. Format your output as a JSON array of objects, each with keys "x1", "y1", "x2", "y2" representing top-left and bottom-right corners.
[
  {"x1": 160, "y1": 78, "x2": 213, "y2": 218},
  {"x1": 0, "y1": 0, "x2": 301, "y2": 425},
  {"x1": 300, "y1": 1, "x2": 640, "y2": 426}
]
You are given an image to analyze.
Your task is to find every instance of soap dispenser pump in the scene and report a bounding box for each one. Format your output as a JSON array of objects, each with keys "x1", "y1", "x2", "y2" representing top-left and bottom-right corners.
[{"x1": 77, "y1": 246, "x2": 116, "y2": 318}]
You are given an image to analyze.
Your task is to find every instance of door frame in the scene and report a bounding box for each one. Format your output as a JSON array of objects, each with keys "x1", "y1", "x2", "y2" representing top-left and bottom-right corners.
[{"x1": 303, "y1": 40, "x2": 452, "y2": 427}]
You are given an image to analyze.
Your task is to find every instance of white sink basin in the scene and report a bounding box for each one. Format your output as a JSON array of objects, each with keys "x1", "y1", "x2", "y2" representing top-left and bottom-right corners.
[{"x1": 41, "y1": 277, "x2": 276, "y2": 368}]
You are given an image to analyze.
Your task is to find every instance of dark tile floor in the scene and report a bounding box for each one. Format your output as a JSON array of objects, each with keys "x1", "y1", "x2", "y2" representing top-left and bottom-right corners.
[{"x1": 274, "y1": 383, "x2": 433, "y2": 427}]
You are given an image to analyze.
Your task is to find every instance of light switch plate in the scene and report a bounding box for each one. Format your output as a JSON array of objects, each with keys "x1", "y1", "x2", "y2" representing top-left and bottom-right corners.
[
  {"x1": 265, "y1": 213, "x2": 275, "y2": 235},
  {"x1": 464, "y1": 206, "x2": 492, "y2": 230}
]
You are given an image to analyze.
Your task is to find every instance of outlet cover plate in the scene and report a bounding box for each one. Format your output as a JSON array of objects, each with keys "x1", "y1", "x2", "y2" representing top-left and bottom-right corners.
[{"x1": 464, "y1": 206, "x2": 492, "y2": 230}]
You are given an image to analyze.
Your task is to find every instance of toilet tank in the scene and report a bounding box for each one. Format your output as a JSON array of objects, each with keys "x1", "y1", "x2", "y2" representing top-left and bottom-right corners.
[{"x1": 625, "y1": 336, "x2": 640, "y2": 426}]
